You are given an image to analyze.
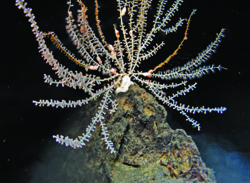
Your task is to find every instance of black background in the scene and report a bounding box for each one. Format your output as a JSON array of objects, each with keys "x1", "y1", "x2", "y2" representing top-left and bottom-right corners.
[{"x1": 1, "y1": 0, "x2": 249, "y2": 182}]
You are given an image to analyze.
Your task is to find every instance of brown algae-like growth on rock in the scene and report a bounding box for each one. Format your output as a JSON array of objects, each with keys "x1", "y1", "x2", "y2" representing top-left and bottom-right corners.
[{"x1": 61, "y1": 83, "x2": 216, "y2": 182}]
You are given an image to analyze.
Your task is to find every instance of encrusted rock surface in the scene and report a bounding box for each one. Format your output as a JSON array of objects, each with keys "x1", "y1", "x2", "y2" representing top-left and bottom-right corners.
[{"x1": 59, "y1": 83, "x2": 216, "y2": 182}]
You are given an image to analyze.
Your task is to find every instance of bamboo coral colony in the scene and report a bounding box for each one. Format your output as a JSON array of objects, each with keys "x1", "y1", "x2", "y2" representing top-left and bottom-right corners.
[{"x1": 15, "y1": 0, "x2": 226, "y2": 154}]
